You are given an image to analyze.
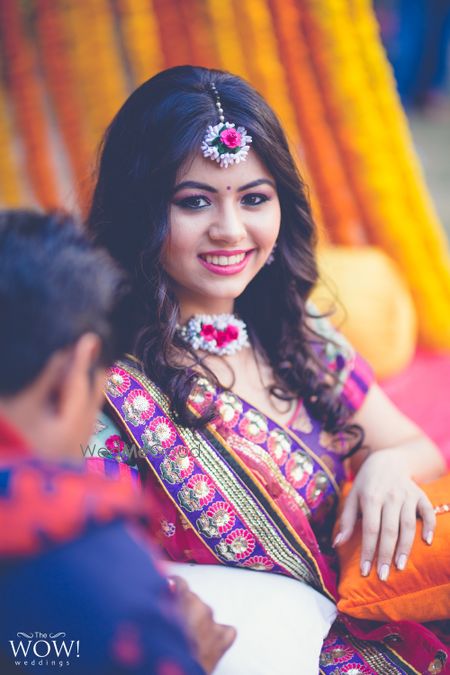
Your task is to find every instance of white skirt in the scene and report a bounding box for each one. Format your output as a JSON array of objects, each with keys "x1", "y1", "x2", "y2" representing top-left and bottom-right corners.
[{"x1": 165, "y1": 562, "x2": 337, "y2": 675}]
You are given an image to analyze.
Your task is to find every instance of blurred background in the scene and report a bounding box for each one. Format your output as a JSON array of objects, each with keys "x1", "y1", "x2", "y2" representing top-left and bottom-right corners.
[
  {"x1": 0, "y1": 0, "x2": 449, "y2": 459},
  {"x1": 375, "y1": 0, "x2": 450, "y2": 236}
]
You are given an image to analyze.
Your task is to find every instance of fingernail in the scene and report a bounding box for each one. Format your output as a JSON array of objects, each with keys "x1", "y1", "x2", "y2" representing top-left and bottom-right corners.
[
  {"x1": 379, "y1": 564, "x2": 390, "y2": 582},
  {"x1": 396, "y1": 554, "x2": 407, "y2": 571},
  {"x1": 167, "y1": 578, "x2": 176, "y2": 592},
  {"x1": 426, "y1": 531, "x2": 433, "y2": 545},
  {"x1": 361, "y1": 560, "x2": 371, "y2": 577},
  {"x1": 333, "y1": 532, "x2": 343, "y2": 548}
]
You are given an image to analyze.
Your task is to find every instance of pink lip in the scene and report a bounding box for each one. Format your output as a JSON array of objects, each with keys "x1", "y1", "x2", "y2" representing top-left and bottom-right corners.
[{"x1": 198, "y1": 250, "x2": 254, "y2": 276}]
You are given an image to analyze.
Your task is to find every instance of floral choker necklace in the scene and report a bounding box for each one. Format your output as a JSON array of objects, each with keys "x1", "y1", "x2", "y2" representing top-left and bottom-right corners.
[{"x1": 178, "y1": 314, "x2": 250, "y2": 356}]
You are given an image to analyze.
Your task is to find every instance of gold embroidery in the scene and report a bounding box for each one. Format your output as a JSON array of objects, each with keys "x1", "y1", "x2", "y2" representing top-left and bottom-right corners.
[
  {"x1": 227, "y1": 430, "x2": 311, "y2": 518},
  {"x1": 121, "y1": 362, "x2": 330, "y2": 594},
  {"x1": 345, "y1": 634, "x2": 421, "y2": 675}
]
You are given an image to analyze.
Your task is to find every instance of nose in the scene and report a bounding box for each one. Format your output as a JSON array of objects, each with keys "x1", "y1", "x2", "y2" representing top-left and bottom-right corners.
[{"x1": 208, "y1": 202, "x2": 246, "y2": 244}]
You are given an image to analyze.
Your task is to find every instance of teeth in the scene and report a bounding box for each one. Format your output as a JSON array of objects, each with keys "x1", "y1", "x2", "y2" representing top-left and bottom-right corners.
[{"x1": 203, "y1": 252, "x2": 246, "y2": 266}]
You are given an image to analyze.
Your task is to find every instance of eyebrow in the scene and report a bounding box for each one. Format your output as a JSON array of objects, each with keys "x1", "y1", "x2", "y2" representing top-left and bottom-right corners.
[
  {"x1": 173, "y1": 178, "x2": 275, "y2": 194},
  {"x1": 237, "y1": 178, "x2": 276, "y2": 192},
  {"x1": 173, "y1": 181, "x2": 218, "y2": 194}
]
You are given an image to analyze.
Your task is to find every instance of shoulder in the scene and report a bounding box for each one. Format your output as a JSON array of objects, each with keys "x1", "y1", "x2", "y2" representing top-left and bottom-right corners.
[
  {"x1": 305, "y1": 302, "x2": 374, "y2": 413},
  {"x1": 1, "y1": 520, "x2": 203, "y2": 674}
]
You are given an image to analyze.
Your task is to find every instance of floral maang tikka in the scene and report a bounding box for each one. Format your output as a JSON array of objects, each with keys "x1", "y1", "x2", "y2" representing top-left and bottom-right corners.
[{"x1": 201, "y1": 83, "x2": 252, "y2": 168}]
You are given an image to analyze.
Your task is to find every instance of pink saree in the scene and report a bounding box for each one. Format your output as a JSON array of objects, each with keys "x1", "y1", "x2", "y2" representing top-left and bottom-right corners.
[{"x1": 88, "y1": 351, "x2": 450, "y2": 675}]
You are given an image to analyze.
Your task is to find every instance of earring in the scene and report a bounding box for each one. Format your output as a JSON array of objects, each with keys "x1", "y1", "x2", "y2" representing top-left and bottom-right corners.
[{"x1": 265, "y1": 242, "x2": 277, "y2": 266}]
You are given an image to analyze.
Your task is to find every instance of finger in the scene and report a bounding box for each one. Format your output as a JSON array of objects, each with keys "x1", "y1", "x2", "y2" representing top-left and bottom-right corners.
[
  {"x1": 168, "y1": 575, "x2": 189, "y2": 595},
  {"x1": 417, "y1": 494, "x2": 436, "y2": 545},
  {"x1": 394, "y1": 499, "x2": 417, "y2": 570},
  {"x1": 360, "y1": 497, "x2": 382, "y2": 576},
  {"x1": 216, "y1": 624, "x2": 237, "y2": 653},
  {"x1": 204, "y1": 625, "x2": 237, "y2": 673},
  {"x1": 376, "y1": 500, "x2": 402, "y2": 581},
  {"x1": 334, "y1": 489, "x2": 359, "y2": 546}
]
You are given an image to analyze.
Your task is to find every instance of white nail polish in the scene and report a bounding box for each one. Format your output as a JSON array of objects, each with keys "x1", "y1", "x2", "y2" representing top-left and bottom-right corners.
[
  {"x1": 426, "y1": 531, "x2": 433, "y2": 545},
  {"x1": 396, "y1": 554, "x2": 407, "y2": 571},
  {"x1": 379, "y1": 564, "x2": 390, "y2": 582},
  {"x1": 333, "y1": 532, "x2": 342, "y2": 547},
  {"x1": 361, "y1": 560, "x2": 371, "y2": 577}
]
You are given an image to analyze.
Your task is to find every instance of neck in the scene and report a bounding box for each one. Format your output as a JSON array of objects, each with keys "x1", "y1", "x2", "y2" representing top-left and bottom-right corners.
[
  {"x1": 178, "y1": 299, "x2": 236, "y2": 324},
  {"x1": 0, "y1": 396, "x2": 74, "y2": 463}
]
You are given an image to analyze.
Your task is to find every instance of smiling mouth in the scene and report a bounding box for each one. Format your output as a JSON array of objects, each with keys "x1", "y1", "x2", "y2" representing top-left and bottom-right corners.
[{"x1": 199, "y1": 251, "x2": 252, "y2": 266}]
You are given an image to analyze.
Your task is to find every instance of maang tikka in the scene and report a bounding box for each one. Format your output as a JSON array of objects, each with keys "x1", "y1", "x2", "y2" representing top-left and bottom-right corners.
[{"x1": 201, "y1": 83, "x2": 252, "y2": 168}]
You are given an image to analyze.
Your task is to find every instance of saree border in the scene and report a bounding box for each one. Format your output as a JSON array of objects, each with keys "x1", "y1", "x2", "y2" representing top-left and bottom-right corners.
[
  {"x1": 104, "y1": 391, "x2": 223, "y2": 565},
  {"x1": 345, "y1": 635, "x2": 421, "y2": 675},
  {"x1": 213, "y1": 387, "x2": 341, "y2": 495},
  {"x1": 126, "y1": 353, "x2": 340, "y2": 494},
  {"x1": 107, "y1": 361, "x2": 335, "y2": 599},
  {"x1": 320, "y1": 630, "x2": 421, "y2": 675}
]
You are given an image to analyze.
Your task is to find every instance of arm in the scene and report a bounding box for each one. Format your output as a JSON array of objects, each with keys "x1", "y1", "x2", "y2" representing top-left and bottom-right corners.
[
  {"x1": 351, "y1": 383, "x2": 445, "y2": 480},
  {"x1": 336, "y1": 383, "x2": 446, "y2": 581}
]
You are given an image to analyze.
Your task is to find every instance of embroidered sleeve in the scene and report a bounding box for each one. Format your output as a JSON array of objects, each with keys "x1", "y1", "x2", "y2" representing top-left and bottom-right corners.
[{"x1": 306, "y1": 307, "x2": 374, "y2": 414}]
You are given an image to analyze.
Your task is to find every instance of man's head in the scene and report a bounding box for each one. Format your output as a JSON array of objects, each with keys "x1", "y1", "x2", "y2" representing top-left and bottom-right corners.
[{"x1": 0, "y1": 210, "x2": 129, "y2": 459}]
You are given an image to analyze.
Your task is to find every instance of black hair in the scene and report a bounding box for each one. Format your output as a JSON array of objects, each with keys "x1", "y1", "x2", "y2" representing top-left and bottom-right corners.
[
  {"x1": 0, "y1": 209, "x2": 130, "y2": 395},
  {"x1": 88, "y1": 65, "x2": 363, "y2": 454}
]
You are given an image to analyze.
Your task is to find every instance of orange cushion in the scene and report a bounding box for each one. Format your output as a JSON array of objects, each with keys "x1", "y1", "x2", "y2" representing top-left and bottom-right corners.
[{"x1": 335, "y1": 474, "x2": 450, "y2": 622}]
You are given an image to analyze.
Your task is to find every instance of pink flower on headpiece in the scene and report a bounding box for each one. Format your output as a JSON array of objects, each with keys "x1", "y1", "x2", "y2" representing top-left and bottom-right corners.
[{"x1": 220, "y1": 128, "x2": 242, "y2": 149}]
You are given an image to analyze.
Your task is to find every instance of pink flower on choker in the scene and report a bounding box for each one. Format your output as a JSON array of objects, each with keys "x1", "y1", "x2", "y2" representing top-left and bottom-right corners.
[
  {"x1": 178, "y1": 314, "x2": 250, "y2": 355},
  {"x1": 200, "y1": 324, "x2": 216, "y2": 341}
]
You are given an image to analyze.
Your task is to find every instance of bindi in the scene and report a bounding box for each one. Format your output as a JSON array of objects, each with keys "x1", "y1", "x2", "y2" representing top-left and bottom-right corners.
[{"x1": 226, "y1": 186, "x2": 231, "y2": 190}]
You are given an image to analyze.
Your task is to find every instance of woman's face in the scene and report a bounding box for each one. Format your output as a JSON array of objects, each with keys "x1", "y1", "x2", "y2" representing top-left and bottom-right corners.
[{"x1": 164, "y1": 151, "x2": 281, "y2": 320}]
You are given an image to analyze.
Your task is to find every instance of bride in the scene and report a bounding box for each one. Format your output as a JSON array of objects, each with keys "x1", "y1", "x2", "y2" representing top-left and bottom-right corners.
[{"x1": 87, "y1": 65, "x2": 447, "y2": 674}]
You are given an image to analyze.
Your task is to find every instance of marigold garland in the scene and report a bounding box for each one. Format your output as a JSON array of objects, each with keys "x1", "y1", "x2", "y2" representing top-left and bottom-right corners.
[
  {"x1": 152, "y1": 0, "x2": 191, "y2": 68},
  {"x1": 300, "y1": 0, "x2": 450, "y2": 347},
  {"x1": 0, "y1": 0, "x2": 59, "y2": 207},
  {"x1": 115, "y1": 0, "x2": 163, "y2": 86},
  {"x1": 235, "y1": 0, "x2": 325, "y2": 233},
  {"x1": 0, "y1": 63, "x2": 25, "y2": 206},
  {"x1": 35, "y1": 0, "x2": 93, "y2": 209},
  {"x1": 233, "y1": 0, "x2": 299, "y2": 148},
  {"x1": 204, "y1": 0, "x2": 249, "y2": 79},
  {"x1": 268, "y1": 0, "x2": 363, "y2": 244},
  {"x1": 177, "y1": 0, "x2": 220, "y2": 68},
  {"x1": 351, "y1": 0, "x2": 450, "y2": 294},
  {"x1": 61, "y1": 0, "x2": 128, "y2": 152}
]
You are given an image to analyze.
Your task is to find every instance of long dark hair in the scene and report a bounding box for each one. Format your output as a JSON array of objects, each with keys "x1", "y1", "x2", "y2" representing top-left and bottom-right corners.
[{"x1": 88, "y1": 65, "x2": 363, "y2": 454}]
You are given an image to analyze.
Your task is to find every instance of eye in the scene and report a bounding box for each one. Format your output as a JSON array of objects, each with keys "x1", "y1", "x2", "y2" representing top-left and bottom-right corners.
[
  {"x1": 241, "y1": 193, "x2": 270, "y2": 207},
  {"x1": 174, "y1": 195, "x2": 210, "y2": 210}
]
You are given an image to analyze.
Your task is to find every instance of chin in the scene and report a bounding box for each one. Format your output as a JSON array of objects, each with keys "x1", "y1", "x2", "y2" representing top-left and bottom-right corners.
[{"x1": 203, "y1": 282, "x2": 248, "y2": 301}]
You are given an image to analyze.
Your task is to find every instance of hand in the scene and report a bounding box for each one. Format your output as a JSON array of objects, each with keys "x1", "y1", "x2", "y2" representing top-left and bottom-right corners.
[
  {"x1": 169, "y1": 575, "x2": 236, "y2": 674},
  {"x1": 334, "y1": 450, "x2": 436, "y2": 581}
]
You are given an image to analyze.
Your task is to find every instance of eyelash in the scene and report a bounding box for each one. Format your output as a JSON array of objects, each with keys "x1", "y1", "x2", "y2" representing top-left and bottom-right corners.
[{"x1": 174, "y1": 193, "x2": 270, "y2": 210}]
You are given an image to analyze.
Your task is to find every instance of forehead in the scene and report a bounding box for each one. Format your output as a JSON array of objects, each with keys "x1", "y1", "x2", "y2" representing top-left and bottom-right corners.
[{"x1": 176, "y1": 151, "x2": 274, "y2": 189}]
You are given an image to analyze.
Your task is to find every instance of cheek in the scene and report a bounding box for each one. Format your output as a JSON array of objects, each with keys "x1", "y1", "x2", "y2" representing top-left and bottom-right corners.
[
  {"x1": 165, "y1": 213, "x2": 198, "y2": 266},
  {"x1": 254, "y1": 202, "x2": 281, "y2": 247}
]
